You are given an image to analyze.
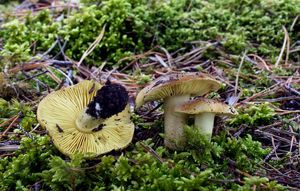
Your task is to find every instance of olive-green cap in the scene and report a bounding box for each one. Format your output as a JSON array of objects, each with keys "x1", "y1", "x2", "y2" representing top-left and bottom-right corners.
[
  {"x1": 175, "y1": 97, "x2": 237, "y2": 116},
  {"x1": 135, "y1": 72, "x2": 221, "y2": 108}
]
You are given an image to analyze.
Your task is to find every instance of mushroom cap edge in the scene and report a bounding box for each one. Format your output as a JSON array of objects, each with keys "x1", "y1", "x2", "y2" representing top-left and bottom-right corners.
[
  {"x1": 174, "y1": 97, "x2": 238, "y2": 116},
  {"x1": 135, "y1": 72, "x2": 221, "y2": 108}
]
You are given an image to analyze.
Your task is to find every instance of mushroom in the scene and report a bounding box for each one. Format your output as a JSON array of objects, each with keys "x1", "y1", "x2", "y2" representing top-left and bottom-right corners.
[
  {"x1": 135, "y1": 72, "x2": 221, "y2": 149},
  {"x1": 37, "y1": 80, "x2": 134, "y2": 158},
  {"x1": 175, "y1": 97, "x2": 237, "y2": 140}
]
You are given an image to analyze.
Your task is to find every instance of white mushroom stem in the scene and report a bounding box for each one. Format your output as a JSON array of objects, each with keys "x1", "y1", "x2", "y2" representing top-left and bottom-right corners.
[
  {"x1": 164, "y1": 95, "x2": 190, "y2": 149},
  {"x1": 75, "y1": 108, "x2": 104, "y2": 133},
  {"x1": 194, "y1": 113, "x2": 215, "y2": 140}
]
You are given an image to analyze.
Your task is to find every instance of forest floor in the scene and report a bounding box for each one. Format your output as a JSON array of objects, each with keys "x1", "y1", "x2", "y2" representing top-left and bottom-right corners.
[{"x1": 0, "y1": 0, "x2": 300, "y2": 190}]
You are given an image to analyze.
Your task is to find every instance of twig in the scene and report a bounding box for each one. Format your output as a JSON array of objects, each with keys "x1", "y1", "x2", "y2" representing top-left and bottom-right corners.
[
  {"x1": 21, "y1": 71, "x2": 48, "y2": 81},
  {"x1": 0, "y1": 145, "x2": 19, "y2": 152},
  {"x1": 0, "y1": 113, "x2": 20, "y2": 128},
  {"x1": 262, "y1": 162, "x2": 286, "y2": 176},
  {"x1": 255, "y1": 130, "x2": 296, "y2": 146},
  {"x1": 77, "y1": 24, "x2": 106, "y2": 67},
  {"x1": 271, "y1": 136, "x2": 279, "y2": 159},
  {"x1": 41, "y1": 39, "x2": 59, "y2": 59},
  {"x1": 236, "y1": 83, "x2": 280, "y2": 107},
  {"x1": 51, "y1": 60, "x2": 73, "y2": 66},
  {"x1": 290, "y1": 15, "x2": 299, "y2": 31},
  {"x1": 44, "y1": 67, "x2": 62, "y2": 84},
  {"x1": 140, "y1": 103, "x2": 164, "y2": 117},
  {"x1": 246, "y1": 54, "x2": 270, "y2": 71},
  {"x1": 273, "y1": 78, "x2": 300, "y2": 96},
  {"x1": 258, "y1": 115, "x2": 300, "y2": 130},
  {"x1": 55, "y1": 38, "x2": 68, "y2": 59},
  {"x1": 255, "y1": 96, "x2": 300, "y2": 103},
  {"x1": 234, "y1": 51, "x2": 246, "y2": 97},
  {"x1": 30, "y1": 123, "x2": 40, "y2": 133},
  {"x1": 154, "y1": 54, "x2": 169, "y2": 68},
  {"x1": 139, "y1": 142, "x2": 164, "y2": 163},
  {"x1": 0, "y1": 112, "x2": 22, "y2": 140},
  {"x1": 49, "y1": 66, "x2": 74, "y2": 86},
  {"x1": 275, "y1": 26, "x2": 288, "y2": 67},
  {"x1": 160, "y1": 47, "x2": 173, "y2": 67},
  {"x1": 283, "y1": 27, "x2": 290, "y2": 66}
]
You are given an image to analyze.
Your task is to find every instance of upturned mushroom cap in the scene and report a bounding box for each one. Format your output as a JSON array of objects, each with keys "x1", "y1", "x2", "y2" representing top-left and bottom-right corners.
[
  {"x1": 175, "y1": 98, "x2": 238, "y2": 115},
  {"x1": 37, "y1": 80, "x2": 134, "y2": 158},
  {"x1": 135, "y1": 72, "x2": 221, "y2": 108}
]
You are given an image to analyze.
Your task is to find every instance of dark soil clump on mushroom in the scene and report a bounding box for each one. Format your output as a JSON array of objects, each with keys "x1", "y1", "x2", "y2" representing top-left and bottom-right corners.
[{"x1": 86, "y1": 81, "x2": 129, "y2": 119}]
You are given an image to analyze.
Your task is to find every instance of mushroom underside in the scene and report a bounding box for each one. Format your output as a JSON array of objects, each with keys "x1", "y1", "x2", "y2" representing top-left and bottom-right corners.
[{"x1": 37, "y1": 80, "x2": 134, "y2": 157}]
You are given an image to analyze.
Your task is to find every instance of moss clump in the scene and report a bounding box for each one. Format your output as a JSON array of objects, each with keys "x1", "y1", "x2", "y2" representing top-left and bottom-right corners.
[
  {"x1": 229, "y1": 102, "x2": 276, "y2": 127},
  {"x1": 0, "y1": 127, "x2": 284, "y2": 190},
  {"x1": 1, "y1": 0, "x2": 300, "y2": 66},
  {"x1": 0, "y1": 136, "x2": 57, "y2": 190},
  {"x1": 0, "y1": 99, "x2": 36, "y2": 131},
  {"x1": 0, "y1": 10, "x2": 60, "y2": 65}
]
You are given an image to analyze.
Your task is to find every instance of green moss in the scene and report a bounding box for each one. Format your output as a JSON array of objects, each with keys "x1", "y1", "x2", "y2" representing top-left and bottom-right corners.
[
  {"x1": 0, "y1": 136, "x2": 57, "y2": 190},
  {"x1": 0, "y1": 1, "x2": 18, "y2": 19},
  {"x1": 2, "y1": 0, "x2": 300, "y2": 67},
  {"x1": 0, "y1": 99, "x2": 36, "y2": 131},
  {"x1": 0, "y1": 10, "x2": 60, "y2": 65},
  {"x1": 0, "y1": 127, "x2": 284, "y2": 190},
  {"x1": 229, "y1": 102, "x2": 276, "y2": 127},
  {"x1": 135, "y1": 74, "x2": 152, "y2": 85}
]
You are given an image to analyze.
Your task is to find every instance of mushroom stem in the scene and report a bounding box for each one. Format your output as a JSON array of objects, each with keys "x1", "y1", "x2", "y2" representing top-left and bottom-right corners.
[
  {"x1": 76, "y1": 81, "x2": 129, "y2": 133},
  {"x1": 75, "y1": 108, "x2": 104, "y2": 133},
  {"x1": 194, "y1": 113, "x2": 215, "y2": 140},
  {"x1": 164, "y1": 95, "x2": 190, "y2": 149}
]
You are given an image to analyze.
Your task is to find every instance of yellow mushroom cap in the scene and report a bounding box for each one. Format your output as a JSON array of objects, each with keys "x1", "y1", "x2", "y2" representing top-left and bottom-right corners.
[
  {"x1": 175, "y1": 97, "x2": 238, "y2": 115},
  {"x1": 135, "y1": 72, "x2": 221, "y2": 108},
  {"x1": 37, "y1": 80, "x2": 134, "y2": 158}
]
